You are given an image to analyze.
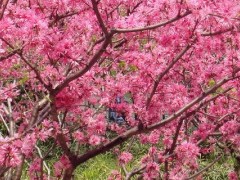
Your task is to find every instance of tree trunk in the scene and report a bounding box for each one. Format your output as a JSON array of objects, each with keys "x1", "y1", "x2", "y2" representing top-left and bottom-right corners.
[
  {"x1": 234, "y1": 155, "x2": 240, "y2": 178},
  {"x1": 63, "y1": 165, "x2": 75, "y2": 180},
  {"x1": 13, "y1": 156, "x2": 25, "y2": 180}
]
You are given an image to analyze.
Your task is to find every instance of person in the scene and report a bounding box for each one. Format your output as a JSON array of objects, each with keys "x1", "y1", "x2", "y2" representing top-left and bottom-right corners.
[{"x1": 108, "y1": 96, "x2": 125, "y2": 124}]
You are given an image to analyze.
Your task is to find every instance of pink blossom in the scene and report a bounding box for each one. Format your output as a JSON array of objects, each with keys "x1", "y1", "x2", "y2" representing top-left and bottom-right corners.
[
  {"x1": 29, "y1": 158, "x2": 42, "y2": 179},
  {"x1": 54, "y1": 155, "x2": 71, "y2": 177},
  {"x1": 108, "y1": 170, "x2": 122, "y2": 180},
  {"x1": 176, "y1": 142, "x2": 199, "y2": 169},
  {"x1": 21, "y1": 135, "x2": 36, "y2": 157},
  {"x1": 73, "y1": 131, "x2": 85, "y2": 143},
  {"x1": 0, "y1": 144, "x2": 21, "y2": 167},
  {"x1": 228, "y1": 171, "x2": 238, "y2": 180},
  {"x1": 220, "y1": 121, "x2": 239, "y2": 137},
  {"x1": 0, "y1": 0, "x2": 239, "y2": 178},
  {"x1": 148, "y1": 131, "x2": 160, "y2": 144},
  {"x1": 143, "y1": 162, "x2": 159, "y2": 180},
  {"x1": 119, "y1": 151, "x2": 133, "y2": 164},
  {"x1": 89, "y1": 135, "x2": 101, "y2": 146}
]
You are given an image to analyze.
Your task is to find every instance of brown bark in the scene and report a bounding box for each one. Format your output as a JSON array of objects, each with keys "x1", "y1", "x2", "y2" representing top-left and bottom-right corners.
[
  {"x1": 13, "y1": 156, "x2": 25, "y2": 180},
  {"x1": 63, "y1": 165, "x2": 75, "y2": 180},
  {"x1": 234, "y1": 155, "x2": 240, "y2": 178}
]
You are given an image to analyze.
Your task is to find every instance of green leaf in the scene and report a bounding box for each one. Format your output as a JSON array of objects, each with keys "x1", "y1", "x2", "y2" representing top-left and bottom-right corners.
[
  {"x1": 110, "y1": 70, "x2": 117, "y2": 77},
  {"x1": 129, "y1": 64, "x2": 138, "y2": 72},
  {"x1": 118, "y1": 60, "x2": 126, "y2": 69},
  {"x1": 19, "y1": 73, "x2": 29, "y2": 85}
]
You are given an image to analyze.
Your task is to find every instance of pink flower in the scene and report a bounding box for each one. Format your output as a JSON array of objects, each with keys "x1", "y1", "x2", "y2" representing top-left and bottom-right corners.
[
  {"x1": 54, "y1": 155, "x2": 71, "y2": 177},
  {"x1": 148, "y1": 131, "x2": 160, "y2": 144},
  {"x1": 29, "y1": 158, "x2": 42, "y2": 179},
  {"x1": 73, "y1": 131, "x2": 85, "y2": 143},
  {"x1": 228, "y1": 171, "x2": 238, "y2": 180},
  {"x1": 177, "y1": 142, "x2": 199, "y2": 159},
  {"x1": 108, "y1": 170, "x2": 122, "y2": 180},
  {"x1": 176, "y1": 142, "x2": 199, "y2": 169},
  {"x1": 220, "y1": 121, "x2": 239, "y2": 137},
  {"x1": 119, "y1": 152, "x2": 133, "y2": 164},
  {"x1": 0, "y1": 144, "x2": 21, "y2": 167},
  {"x1": 89, "y1": 135, "x2": 101, "y2": 146},
  {"x1": 38, "y1": 129, "x2": 52, "y2": 141},
  {"x1": 143, "y1": 162, "x2": 159, "y2": 180},
  {"x1": 21, "y1": 135, "x2": 36, "y2": 157}
]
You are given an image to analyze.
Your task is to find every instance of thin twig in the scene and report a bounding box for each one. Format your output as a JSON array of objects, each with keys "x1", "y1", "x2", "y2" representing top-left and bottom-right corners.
[
  {"x1": 186, "y1": 154, "x2": 223, "y2": 179},
  {"x1": 0, "y1": 37, "x2": 51, "y2": 91},
  {"x1": 146, "y1": 40, "x2": 194, "y2": 108},
  {"x1": 201, "y1": 26, "x2": 234, "y2": 36},
  {"x1": 112, "y1": 11, "x2": 191, "y2": 33}
]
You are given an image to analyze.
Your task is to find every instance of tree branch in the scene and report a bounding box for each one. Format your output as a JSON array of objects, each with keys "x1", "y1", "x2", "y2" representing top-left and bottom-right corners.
[
  {"x1": 197, "y1": 107, "x2": 240, "y2": 145},
  {"x1": 201, "y1": 26, "x2": 234, "y2": 36},
  {"x1": 73, "y1": 73, "x2": 238, "y2": 166},
  {"x1": 49, "y1": 11, "x2": 79, "y2": 27},
  {"x1": 126, "y1": 165, "x2": 146, "y2": 180},
  {"x1": 112, "y1": 11, "x2": 191, "y2": 33},
  {"x1": 0, "y1": 37, "x2": 52, "y2": 91},
  {"x1": 0, "y1": 49, "x2": 19, "y2": 62},
  {"x1": 165, "y1": 88, "x2": 232, "y2": 156},
  {"x1": 146, "y1": 75, "x2": 238, "y2": 132},
  {"x1": 0, "y1": 0, "x2": 9, "y2": 20},
  {"x1": 53, "y1": 33, "x2": 113, "y2": 94},
  {"x1": 91, "y1": 0, "x2": 108, "y2": 35},
  {"x1": 186, "y1": 154, "x2": 223, "y2": 179},
  {"x1": 146, "y1": 41, "x2": 194, "y2": 108}
]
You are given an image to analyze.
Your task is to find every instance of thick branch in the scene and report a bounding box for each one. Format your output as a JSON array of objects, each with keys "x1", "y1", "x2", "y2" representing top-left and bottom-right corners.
[
  {"x1": 91, "y1": 0, "x2": 108, "y2": 35},
  {"x1": 0, "y1": 0, "x2": 9, "y2": 20},
  {"x1": 75, "y1": 126, "x2": 140, "y2": 165},
  {"x1": 50, "y1": 100, "x2": 78, "y2": 166},
  {"x1": 13, "y1": 155, "x2": 25, "y2": 180},
  {"x1": 56, "y1": 133, "x2": 77, "y2": 161},
  {"x1": 53, "y1": 33, "x2": 113, "y2": 94},
  {"x1": 166, "y1": 119, "x2": 184, "y2": 155}
]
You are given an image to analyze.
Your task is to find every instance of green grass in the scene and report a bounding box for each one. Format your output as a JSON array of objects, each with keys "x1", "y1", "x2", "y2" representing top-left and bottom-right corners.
[
  {"x1": 75, "y1": 153, "x2": 119, "y2": 180},
  {"x1": 200, "y1": 156, "x2": 234, "y2": 180}
]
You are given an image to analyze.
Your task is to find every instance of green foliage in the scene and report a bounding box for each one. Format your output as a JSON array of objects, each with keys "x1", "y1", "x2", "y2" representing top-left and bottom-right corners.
[
  {"x1": 19, "y1": 73, "x2": 29, "y2": 85},
  {"x1": 110, "y1": 69, "x2": 117, "y2": 77},
  {"x1": 118, "y1": 60, "x2": 126, "y2": 69},
  {"x1": 208, "y1": 79, "x2": 216, "y2": 87}
]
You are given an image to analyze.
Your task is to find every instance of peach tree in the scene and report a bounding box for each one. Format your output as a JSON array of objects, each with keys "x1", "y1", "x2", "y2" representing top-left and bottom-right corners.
[{"x1": 0, "y1": 0, "x2": 240, "y2": 179}]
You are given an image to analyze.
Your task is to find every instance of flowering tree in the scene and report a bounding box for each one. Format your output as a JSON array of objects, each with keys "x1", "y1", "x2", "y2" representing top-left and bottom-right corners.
[{"x1": 0, "y1": 0, "x2": 240, "y2": 179}]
